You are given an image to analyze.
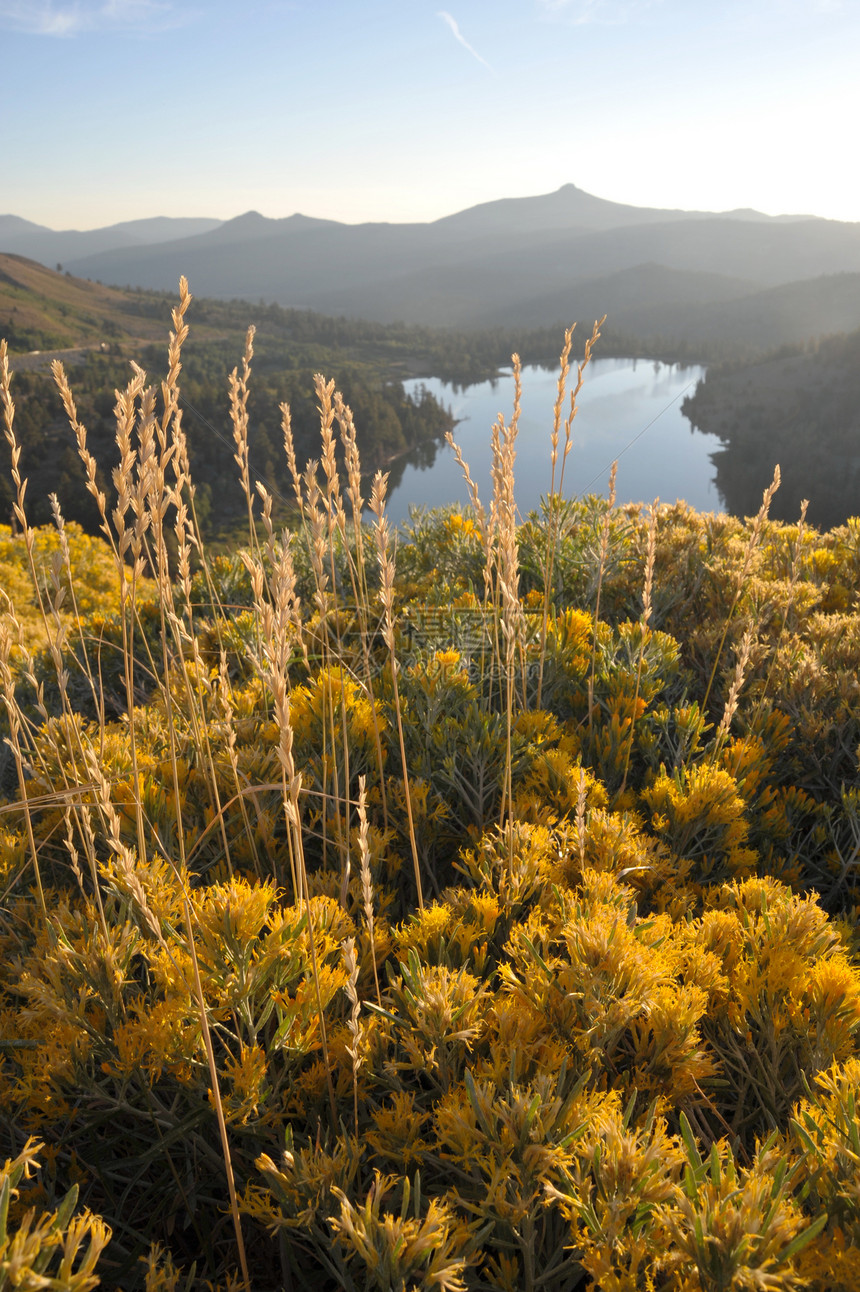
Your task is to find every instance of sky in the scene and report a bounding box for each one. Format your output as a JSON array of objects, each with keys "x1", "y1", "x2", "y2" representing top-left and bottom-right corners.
[{"x1": 1, "y1": 0, "x2": 858, "y2": 230}]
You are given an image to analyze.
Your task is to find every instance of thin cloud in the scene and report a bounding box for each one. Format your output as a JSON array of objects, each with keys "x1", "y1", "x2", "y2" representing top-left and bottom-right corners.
[
  {"x1": 0, "y1": 0, "x2": 191, "y2": 36},
  {"x1": 437, "y1": 11, "x2": 491, "y2": 68}
]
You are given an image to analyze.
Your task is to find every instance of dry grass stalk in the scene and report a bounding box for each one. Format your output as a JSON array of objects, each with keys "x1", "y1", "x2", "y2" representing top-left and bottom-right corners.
[
  {"x1": 587, "y1": 459, "x2": 618, "y2": 733},
  {"x1": 536, "y1": 326, "x2": 573, "y2": 707},
  {"x1": 713, "y1": 626, "x2": 754, "y2": 757},
  {"x1": 702, "y1": 464, "x2": 780, "y2": 714},
  {"x1": 557, "y1": 317, "x2": 604, "y2": 501},
  {"x1": 536, "y1": 318, "x2": 605, "y2": 707},
  {"x1": 38, "y1": 499, "x2": 128, "y2": 886},
  {"x1": 488, "y1": 358, "x2": 527, "y2": 873},
  {"x1": 280, "y1": 400, "x2": 304, "y2": 513},
  {"x1": 267, "y1": 675, "x2": 340, "y2": 1124},
  {"x1": 751, "y1": 498, "x2": 809, "y2": 729},
  {"x1": 113, "y1": 375, "x2": 156, "y2": 874},
  {"x1": 316, "y1": 374, "x2": 340, "y2": 516},
  {"x1": 445, "y1": 431, "x2": 487, "y2": 536},
  {"x1": 641, "y1": 505, "x2": 657, "y2": 627},
  {"x1": 1, "y1": 343, "x2": 52, "y2": 918},
  {"x1": 181, "y1": 891, "x2": 252, "y2": 1292},
  {"x1": 333, "y1": 393, "x2": 390, "y2": 831},
  {"x1": 0, "y1": 621, "x2": 47, "y2": 918},
  {"x1": 171, "y1": 437, "x2": 196, "y2": 613},
  {"x1": 53, "y1": 362, "x2": 111, "y2": 550},
  {"x1": 356, "y1": 774, "x2": 381, "y2": 1006},
  {"x1": 143, "y1": 293, "x2": 229, "y2": 873},
  {"x1": 313, "y1": 375, "x2": 353, "y2": 906},
  {"x1": 500, "y1": 356, "x2": 525, "y2": 669},
  {"x1": 371, "y1": 471, "x2": 424, "y2": 910},
  {"x1": 62, "y1": 805, "x2": 85, "y2": 896},
  {"x1": 548, "y1": 326, "x2": 575, "y2": 498},
  {"x1": 300, "y1": 459, "x2": 339, "y2": 876},
  {"x1": 445, "y1": 430, "x2": 495, "y2": 687},
  {"x1": 3, "y1": 345, "x2": 70, "y2": 676},
  {"x1": 84, "y1": 746, "x2": 161, "y2": 945},
  {"x1": 37, "y1": 501, "x2": 112, "y2": 936},
  {"x1": 619, "y1": 500, "x2": 658, "y2": 798},
  {"x1": 498, "y1": 568, "x2": 521, "y2": 851},
  {"x1": 49, "y1": 494, "x2": 104, "y2": 736},
  {"x1": 342, "y1": 936, "x2": 364, "y2": 1138},
  {"x1": 575, "y1": 766, "x2": 588, "y2": 870},
  {"x1": 146, "y1": 284, "x2": 254, "y2": 1286},
  {"x1": 1, "y1": 341, "x2": 32, "y2": 544},
  {"x1": 482, "y1": 415, "x2": 507, "y2": 708},
  {"x1": 246, "y1": 497, "x2": 339, "y2": 1120},
  {"x1": 157, "y1": 329, "x2": 262, "y2": 884},
  {"x1": 303, "y1": 462, "x2": 331, "y2": 625},
  {"x1": 251, "y1": 512, "x2": 302, "y2": 898},
  {"x1": 216, "y1": 649, "x2": 263, "y2": 879},
  {"x1": 11, "y1": 348, "x2": 142, "y2": 925},
  {"x1": 484, "y1": 361, "x2": 521, "y2": 686},
  {"x1": 229, "y1": 325, "x2": 258, "y2": 552},
  {"x1": 183, "y1": 629, "x2": 236, "y2": 879},
  {"x1": 257, "y1": 485, "x2": 307, "y2": 667}
]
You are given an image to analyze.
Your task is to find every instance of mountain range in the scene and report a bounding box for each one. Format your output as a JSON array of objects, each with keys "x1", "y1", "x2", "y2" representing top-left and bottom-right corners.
[
  {"x1": 3, "y1": 186, "x2": 860, "y2": 348},
  {"x1": 0, "y1": 215, "x2": 222, "y2": 267}
]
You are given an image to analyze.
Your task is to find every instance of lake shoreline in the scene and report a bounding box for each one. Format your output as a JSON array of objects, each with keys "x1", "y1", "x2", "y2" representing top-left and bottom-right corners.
[{"x1": 387, "y1": 359, "x2": 722, "y2": 526}]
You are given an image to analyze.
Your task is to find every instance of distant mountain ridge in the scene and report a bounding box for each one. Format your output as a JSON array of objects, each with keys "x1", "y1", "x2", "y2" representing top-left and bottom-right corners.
[
  {"x1": 431, "y1": 184, "x2": 818, "y2": 236},
  {"x1": 2, "y1": 185, "x2": 857, "y2": 349},
  {"x1": 0, "y1": 184, "x2": 818, "y2": 254},
  {"x1": 0, "y1": 215, "x2": 224, "y2": 265}
]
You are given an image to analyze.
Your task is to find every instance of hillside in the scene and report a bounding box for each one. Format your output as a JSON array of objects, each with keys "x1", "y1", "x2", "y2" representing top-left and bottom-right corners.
[
  {"x1": 6, "y1": 186, "x2": 860, "y2": 358},
  {"x1": 0, "y1": 252, "x2": 186, "y2": 352},
  {"x1": 0, "y1": 254, "x2": 586, "y2": 378},
  {"x1": 0, "y1": 213, "x2": 223, "y2": 265},
  {"x1": 619, "y1": 271, "x2": 860, "y2": 353},
  {"x1": 0, "y1": 262, "x2": 471, "y2": 534},
  {"x1": 27, "y1": 183, "x2": 852, "y2": 347},
  {"x1": 683, "y1": 326, "x2": 860, "y2": 528},
  {"x1": 292, "y1": 216, "x2": 860, "y2": 330}
]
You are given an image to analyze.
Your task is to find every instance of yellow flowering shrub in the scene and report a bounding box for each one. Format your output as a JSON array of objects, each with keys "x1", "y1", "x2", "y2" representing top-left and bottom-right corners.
[
  {"x1": 642, "y1": 762, "x2": 758, "y2": 887},
  {"x1": 0, "y1": 522, "x2": 131, "y2": 655},
  {"x1": 692, "y1": 878, "x2": 860, "y2": 1139},
  {"x1": 0, "y1": 1138, "x2": 110, "y2": 1292},
  {"x1": 791, "y1": 1058, "x2": 860, "y2": 1290}
]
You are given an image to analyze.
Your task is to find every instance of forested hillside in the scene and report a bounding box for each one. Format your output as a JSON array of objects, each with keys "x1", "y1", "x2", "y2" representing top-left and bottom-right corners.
[
  {"x1": 683, "y1": 326, "x2": 860, "y2": 529},
  {"x1": 0, "y1": 257, "x2": 696, "y2": 540},
  {"x1": 1, "y1": 344, "x2": 452, "y2": 536}
]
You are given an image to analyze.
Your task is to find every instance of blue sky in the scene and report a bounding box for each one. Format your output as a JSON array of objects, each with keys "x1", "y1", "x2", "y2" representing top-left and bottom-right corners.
[{"x1": 1, "y1": 0, "x2": 858, "y2": 229}]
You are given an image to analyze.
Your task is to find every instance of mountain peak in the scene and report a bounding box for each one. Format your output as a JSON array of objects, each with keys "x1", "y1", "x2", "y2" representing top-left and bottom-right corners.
[{"x1": 228, "y1": 210, "x2": 268, "y2": 225}]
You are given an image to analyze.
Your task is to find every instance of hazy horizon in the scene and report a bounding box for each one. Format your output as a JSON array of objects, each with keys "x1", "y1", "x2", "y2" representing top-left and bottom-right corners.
[
  {"x1": 2, "y1": 1, "x2": 858, "y2": 231},
  {"x1": 1, "y1": 181, "x2": 841, "y2": 236}
]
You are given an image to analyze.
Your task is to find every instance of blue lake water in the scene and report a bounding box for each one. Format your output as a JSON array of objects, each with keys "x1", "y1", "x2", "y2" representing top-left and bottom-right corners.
[{"x1": 388, "y1": 359, "x2": 722, "y2": 527}]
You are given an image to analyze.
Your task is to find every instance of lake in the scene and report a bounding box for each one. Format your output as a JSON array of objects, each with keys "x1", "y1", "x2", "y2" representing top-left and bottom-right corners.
[{"x1": 386, "y1": 359, "x2": 722, "y2": 527}]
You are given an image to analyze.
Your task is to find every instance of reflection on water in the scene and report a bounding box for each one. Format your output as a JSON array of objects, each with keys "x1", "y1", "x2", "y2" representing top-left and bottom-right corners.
[{"x1": 386, "y1": 359, "x2": 723, "y2": 527}]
